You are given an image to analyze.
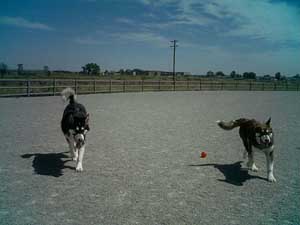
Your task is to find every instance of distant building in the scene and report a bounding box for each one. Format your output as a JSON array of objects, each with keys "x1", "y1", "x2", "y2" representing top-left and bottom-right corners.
[
  {"x1": 107, "y1": 69, "x2": 190, "y2": 77},
  {"x1": 259, "y1": 75, "x2": 275, "y2": 81},
  {"x1": 17, "y1": 64, "x2": 23, "y2": 75},
  {"x1": 147, "y1": 71, "x2": 161, "y2": 76},
  {"x1": 146, "y1": 70, "x2": 187, "y2": 77}
]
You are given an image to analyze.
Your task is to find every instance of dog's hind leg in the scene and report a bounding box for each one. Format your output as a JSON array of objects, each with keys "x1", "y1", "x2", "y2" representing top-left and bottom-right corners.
[
  {"x1": 76, "y1": 145, "x2": 85, "y2": 172},
  {"x1": 246, "y1": 151, "x2": 258, "y2": 172}
]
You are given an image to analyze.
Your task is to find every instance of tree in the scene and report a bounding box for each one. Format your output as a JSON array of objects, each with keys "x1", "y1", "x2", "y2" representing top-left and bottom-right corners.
[
  {"x1": 82, "y1": 63, "x2": 100, "y2": 75},
  {"x1": 216, "y1": 71, "x2": 225, "y2": 77},
  {"x1": 243, "y1": 72, "x2": 256, "y2": 79},
  {"x1": 249, "y1": 72, "x2": 256, "y2": 79},
  {"x1": 243, "y1": 72, "x2": 249, "y2": 79},
  {"x1": 275, "y1": 72, "x2": 281, "y2": 80},
  {"x1": 206, "y1": 71, "x2": 214, "y2": 77},
  {"x1": 0, "y1": 62, "x2": 8, "y2": 76},
  {"x1": 230, "y1": 70, "x2": 236, "y2": 78},
  {"x1": 294, "y1": 74, "x2": 300, "y2": 79},
  {"x1": 81, "y1": 66, "x2": 87, "y2": 74}
]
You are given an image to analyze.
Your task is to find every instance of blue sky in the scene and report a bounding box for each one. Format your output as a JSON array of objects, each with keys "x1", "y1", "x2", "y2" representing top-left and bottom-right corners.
[{"x1": 0, "y1": 0, "x2": 299, "y2": 75}]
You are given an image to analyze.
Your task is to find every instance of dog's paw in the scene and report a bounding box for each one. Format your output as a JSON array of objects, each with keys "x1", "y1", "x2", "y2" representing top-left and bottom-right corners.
[
  {"x1": 268, "y1": 174, "x2": 276, "y2": 182},
  {"x1": 75, "y1": 163, "x2": 83, "y2": 172},
  {"x1": 251, "y1": 164, "x2": 259, "y2": 172},
  {"x1": 247, "y1": 162, "x2": 259, "y2": 172}
]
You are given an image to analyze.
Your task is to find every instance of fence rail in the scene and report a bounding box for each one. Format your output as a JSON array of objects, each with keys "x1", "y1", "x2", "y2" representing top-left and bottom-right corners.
[{"x1": 0, "y1": 78, "x2": 299, "y2": 97}]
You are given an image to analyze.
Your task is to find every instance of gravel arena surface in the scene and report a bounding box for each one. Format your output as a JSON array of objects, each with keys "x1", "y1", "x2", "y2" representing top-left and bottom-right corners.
[{"x1": 0, "y1": 91, "x2": 299, "y2": 225}]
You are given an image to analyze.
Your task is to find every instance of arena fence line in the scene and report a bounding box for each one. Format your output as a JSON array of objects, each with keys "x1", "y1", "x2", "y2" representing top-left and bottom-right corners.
[{"x1": 0, "y1": 78, "x2": 299, "y2": 97}]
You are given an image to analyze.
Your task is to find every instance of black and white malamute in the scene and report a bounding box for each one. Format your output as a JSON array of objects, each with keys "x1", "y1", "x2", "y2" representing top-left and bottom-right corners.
[
  {"x1": 217, "y1": 118, "x2": 276, "y2": 182},
  {"x1": 61, "y1": 88, "x2": 90, "y2": 172}
]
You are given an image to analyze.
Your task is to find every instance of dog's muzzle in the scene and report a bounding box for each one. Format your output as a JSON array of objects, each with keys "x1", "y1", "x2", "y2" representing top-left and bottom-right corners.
[{"x1": 74, "y1": 133, "x2": 85, "y2": 148}]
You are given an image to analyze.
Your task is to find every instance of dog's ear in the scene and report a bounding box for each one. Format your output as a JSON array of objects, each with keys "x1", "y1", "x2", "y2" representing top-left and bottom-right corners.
[{"x1": 266, "y1": 117, "x2": 271, "y2": 126}]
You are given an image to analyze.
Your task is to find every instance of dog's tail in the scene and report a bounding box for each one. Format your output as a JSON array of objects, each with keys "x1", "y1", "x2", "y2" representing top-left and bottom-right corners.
[
  {"x1": 61, "y1": 87, "x2": 76, "y2": 104},
  {"x1": 216, "y1": 118, "x2": 248, "y2": 130}
]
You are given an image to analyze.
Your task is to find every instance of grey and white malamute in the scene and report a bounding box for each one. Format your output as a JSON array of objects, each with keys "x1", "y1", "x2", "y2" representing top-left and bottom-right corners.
[
  {"x1": 217, "y1": 118, "x2": 276, "y2": 182},
  {"x1": 61, "y1": 88, "x2": 90, "y2": 172}
]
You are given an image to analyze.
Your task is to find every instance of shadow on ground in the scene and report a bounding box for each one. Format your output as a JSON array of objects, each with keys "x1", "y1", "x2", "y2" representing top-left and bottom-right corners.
[
  {"x1": 189, "y1": 161, "x2": 267, "y2": 186},
  {"x1": 21, "y1": 152, "x2": 74, "y2": 177}
]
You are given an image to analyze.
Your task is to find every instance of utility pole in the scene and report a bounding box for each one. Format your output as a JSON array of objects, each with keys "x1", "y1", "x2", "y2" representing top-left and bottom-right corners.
[{"x1": 170, "y1": 40, "x2": 178, "y2": 83}]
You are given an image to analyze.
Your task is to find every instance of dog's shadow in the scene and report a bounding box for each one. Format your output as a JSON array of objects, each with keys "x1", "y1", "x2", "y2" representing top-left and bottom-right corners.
[
  {"x1": 21, "y1": 152, "x2": 74, "y2": 177},
  {"x1": 189, "y1": 161, "x2": 267, "y2": 186}
]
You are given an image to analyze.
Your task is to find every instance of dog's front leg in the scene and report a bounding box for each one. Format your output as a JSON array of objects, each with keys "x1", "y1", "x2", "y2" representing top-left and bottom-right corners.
[
  {"x1": 66, "y1": 135, "x2": 78, "y2": 161},
  {"x1": 76, "y1": 145, "x2": 85, "y2": 172},
  {"x1": 265, "y1": 150, "x2": 276, "y2": 182},
  {"x1": 70, "y1": 140, "x2": 78, "y2": 161}
]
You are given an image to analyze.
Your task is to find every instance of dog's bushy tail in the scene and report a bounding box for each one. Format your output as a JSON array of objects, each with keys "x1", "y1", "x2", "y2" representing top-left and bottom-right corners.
[
  {"x1": 61, "y1": 87, "x2": 76, "y2": 104},
  {"x1": 216, "y1": 118, "x2": 248, "y2": 130}
]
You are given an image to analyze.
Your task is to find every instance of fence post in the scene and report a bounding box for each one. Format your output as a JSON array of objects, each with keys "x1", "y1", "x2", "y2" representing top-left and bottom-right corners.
[
  {"x1": 53, "y1": 78, "x2": 56, "y2": 96},
  {"x1": 173, "y1": 80, "x2": 176, "y2": 91},
  {"x1": 262, "y1": 82, "x2": 264, "y2": 91},
  {"x1": 297, "y1": 83, "x2": 299, "y2": 91},
  {"x1": 74, "y1": 79, "x2": 78, "y2": 94},
  {"x1": 27, "y1": 79, "x2": 31, "y2": 97},
  {"x1": 187, "y1": 80, "x2": 190, "y2": 91},
  {"x1": 123, "y1": 80, "x2": 126, "y2": 92},
  {"x1": 235, "y1": 81, "x2": 238, "y2": 90},
  {"x1": 109, "y1": 80, "x2": 112, "y2": 93},
  {"x1": 199, "y1": 79, "x2": 202, "y2": 91},
  {"x1": 142, "y1": 79, "x2": 144, "y2": 92},
  {"x1": 94, "y1": 79, "x2": 96, "y2": 94},
  {"x1": 221, "y1": 81, "x2": 223, "y2": 90},
  {"x1": 274, "y1": 82, "x2": 277, "y2": 91},
  {"x1": 286, "y1": 82, "x2": 288, "y2": 91},
  {"x1": 159, "y1": 80, "x2": 161, "y2": 91},
  {"x1": 249, "y1": 82, "x2": 252, "y2": 91}
]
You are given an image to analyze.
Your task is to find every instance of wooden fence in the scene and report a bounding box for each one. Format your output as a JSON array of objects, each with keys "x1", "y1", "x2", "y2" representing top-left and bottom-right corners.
[{"x1": 0, "y1": 79, "x2": 299, "y2": 97}]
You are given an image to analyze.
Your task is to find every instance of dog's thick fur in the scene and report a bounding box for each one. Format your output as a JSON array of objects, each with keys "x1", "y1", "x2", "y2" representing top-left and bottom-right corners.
[
  {"x1": 61, "y1": 88, "x2": 90, "y2": 172},
  {"x1": 217, "y1": 118, "x2": 276, "y2": 182}
]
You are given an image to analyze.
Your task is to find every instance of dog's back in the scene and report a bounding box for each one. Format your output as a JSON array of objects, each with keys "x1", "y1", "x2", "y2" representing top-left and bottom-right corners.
[
  {"x1": 217, "y1": 118, "x2": 270, "y2": 145},
  {"x1": 61, "y1": 88, "x2": 88, "y2": 134}
]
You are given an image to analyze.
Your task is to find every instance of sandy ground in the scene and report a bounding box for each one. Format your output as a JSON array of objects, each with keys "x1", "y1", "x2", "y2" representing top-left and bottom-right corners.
[{"x1": 0, "y1": 91, "x2": 299, "y2": 225}]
